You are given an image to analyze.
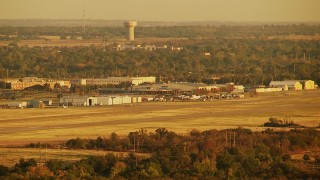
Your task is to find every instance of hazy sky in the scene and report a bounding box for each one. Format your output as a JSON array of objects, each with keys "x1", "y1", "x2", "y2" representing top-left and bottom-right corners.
[{"x1": 1, "y1": 0, "x2": 320, "y2": 22}]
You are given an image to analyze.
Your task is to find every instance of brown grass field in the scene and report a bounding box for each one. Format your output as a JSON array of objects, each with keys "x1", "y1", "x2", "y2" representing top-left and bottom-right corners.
[
  {"x1": 0, "y1": 90, "x2": 319, "y2": 167},
  {"x1": 0, "y1": 90, "x2": 319, "y2": 147}
]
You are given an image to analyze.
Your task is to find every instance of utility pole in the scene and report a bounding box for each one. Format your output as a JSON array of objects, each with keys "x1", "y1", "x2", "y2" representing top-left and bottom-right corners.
[
  {"x1": 45, "y1": 144, "x2": 47, "y2": 163},
  {"x1": 133, "y1": 135, "x2": 138, "y2": 167},
  {"x1": 308, "y1": 53, "x2": 311, "y2": 75},
  {"x1": 225, "y1": 130, "x2": 228, "y2": 147},
  {"x1": 103, "y1": 37, "x2": 106, "y2": 53},
  {"x1": 82, "y1": 7, "x2": 86, "y2": 33},
  {"x1": 133, "y1": 135, "x2": 136, "y2": 154},
  {"x1": 294, "y1": 54, "x2": 297, "y2": 76},
  {"x1": 135, "y1": 156, "x2": 138, "y2": 167},
  {"x1": 137, "y1": 139, "x2": 139, "y2": 152},
  {"x1": 233, "y1": 131, "x2": 236, "y2": 147},
  {"x1": 5, "y1": 69, "x2": 13, "y2": 79}
]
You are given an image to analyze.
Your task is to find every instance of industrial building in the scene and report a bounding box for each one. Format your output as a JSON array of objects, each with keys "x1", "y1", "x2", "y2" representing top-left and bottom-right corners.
[
  {"x1": 269, "y1": 81, "x2": 302, "y2": 90},
  {"x1": 1, "y1": 77, "x2": 71, "y2": 90},
  {"x1": 71, "y1": 76, "x2": 156, "y2": 86},
  {"x1": 300, "y1": 80, "x2": 316, "y2": 90},
  {"x1": 60, "y1": 96, "x2": 97, "y2": 106},
  {"x1": 132, "y1": 82, "x2": 244, "y2": 94},
  {"x1": 60, "y1": 95, "x2": 142, "y2": 106},
  {"x1": 269, "y1": 80, "x2": 316, "y2": 91}
]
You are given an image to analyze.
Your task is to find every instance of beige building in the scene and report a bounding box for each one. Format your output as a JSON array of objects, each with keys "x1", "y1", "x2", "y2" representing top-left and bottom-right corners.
[
  {"x1": 72, "y1": 77, "x2": 156, "y2": 86},
  {"x1": 86, "y1": 77, "x2": 130, "y2": 86},
  {"x1": 38, "y1": 36, "x2": 61, "y2": 40},
  {"x1": 131, "y1": 77, "x2": 156, "y2": 85},
  {"x1": 3, "y1": 77, "x2": 47, "y2": 90},
  {"x1": 300, "y1": 80, "x2": 315, "y2": 90},
  {"x1": 269, "y1": 80, "x2": 303, "y2": 90},
  {"x1": 2, "y1": 77, "x2": 71, "y2": 90}
]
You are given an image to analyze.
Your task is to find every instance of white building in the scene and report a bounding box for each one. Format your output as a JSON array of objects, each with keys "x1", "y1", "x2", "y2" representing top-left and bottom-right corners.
[
  {"x1": 61, "y1": 96, "x2": 97, "y2": 106},
  {"x1": 96, "y1": 96, "x2": 113, "y2": 105}
]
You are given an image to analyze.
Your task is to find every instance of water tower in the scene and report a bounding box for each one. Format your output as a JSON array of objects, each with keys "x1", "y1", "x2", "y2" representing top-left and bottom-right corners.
[{"x1": 124, "y1": 21, "x2": 137, "y2": 41}]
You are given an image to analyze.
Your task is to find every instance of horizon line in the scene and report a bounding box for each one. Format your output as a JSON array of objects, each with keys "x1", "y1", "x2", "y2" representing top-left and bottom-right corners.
[{"x1": 0, "y1": 19, "x2": 320, "y2": 24}]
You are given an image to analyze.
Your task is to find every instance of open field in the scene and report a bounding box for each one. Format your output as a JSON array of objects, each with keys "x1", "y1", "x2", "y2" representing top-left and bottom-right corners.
[
  {"x1": 0, "y1": 90, "x2": 319, "y2": 147},
  {"x1": 0, "y1": 148, "x2": 150, "y2": 167}
]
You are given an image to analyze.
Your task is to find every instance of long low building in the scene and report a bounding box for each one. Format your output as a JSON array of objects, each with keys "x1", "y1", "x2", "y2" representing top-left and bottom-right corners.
[
  {"x1": 269, "y1": 80, "x2": 302, "y2": 90},
  {"x1": 132, "y1": 82, "x2": 244, "y2": 94},
  {"x1": 60, "y1": 95, "x2": 141, "y2": 106},
  {"x1": 255, "y1": 87, "x2": 283, "y2": 93},
  {"x1": 61, "y1": 96, "x2": 97, "y2": 106},
  {"x1": 70, "y1": 76, "x2": 156, "y2": 86},
  {"x1": 1, "y1": 77, "x2": 71, "y2": 90}
]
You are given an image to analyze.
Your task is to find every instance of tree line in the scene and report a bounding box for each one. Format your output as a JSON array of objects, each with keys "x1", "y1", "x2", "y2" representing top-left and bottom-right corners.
[
  {"x1": 0, "y1": 24, "x2": 319, "y2": 40},
  {"x1": 1, "y1": 128, "x2": 319, "y2": 179},
  {"x1": 0, "y1": 38, "x2": 319, "y2": 85}
]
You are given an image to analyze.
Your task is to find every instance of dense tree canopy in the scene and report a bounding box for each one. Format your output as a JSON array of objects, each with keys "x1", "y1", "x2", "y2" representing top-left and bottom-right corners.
[
  {"x1": 0, "y1": 25, "x2": 319, "y2": 85},
  {"x1": 1, "y1": 128, "x2": 320, "y2": 179}
]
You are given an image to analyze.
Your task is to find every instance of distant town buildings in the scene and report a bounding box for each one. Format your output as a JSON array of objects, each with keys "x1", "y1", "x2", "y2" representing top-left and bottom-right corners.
[
  {"x1": 1, "y1": 77, "x2": 71, "y2": 90},
  {"x1": 116, "y1": 44, "x2": 182, "y2": 51},
  {"x1": 38, "y1": 35, "x2": 83, "y2": 40},
  {"x1": 0, "y1": 76, "x2": 156, "y2": 90},
  {"x1": 71, "y1": 76, "x2": 156, "y2": 86},
  {"x1": 132, "y1": 82, "x2": 245, "y2": 94}
]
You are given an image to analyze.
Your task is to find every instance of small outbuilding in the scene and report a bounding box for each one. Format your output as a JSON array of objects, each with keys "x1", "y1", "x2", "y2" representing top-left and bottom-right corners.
[{"x1": 28, "y1": 100, "x2": 45, "y2": 108}]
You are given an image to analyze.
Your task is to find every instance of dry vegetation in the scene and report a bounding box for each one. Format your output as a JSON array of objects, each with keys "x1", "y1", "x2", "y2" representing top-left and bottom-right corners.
[{"x1": 0, "y1": 90, "x2": 319, "y2": 147}]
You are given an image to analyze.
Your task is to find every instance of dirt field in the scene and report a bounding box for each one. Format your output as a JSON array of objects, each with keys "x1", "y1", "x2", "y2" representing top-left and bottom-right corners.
[{"x1": 0, "y1": 90, "x2": 319, "y2": 146}]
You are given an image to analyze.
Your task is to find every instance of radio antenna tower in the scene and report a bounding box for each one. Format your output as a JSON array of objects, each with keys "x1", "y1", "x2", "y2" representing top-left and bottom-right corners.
[{"x1": 82, "y1": 7, "x2": 86, "y2": 33}]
